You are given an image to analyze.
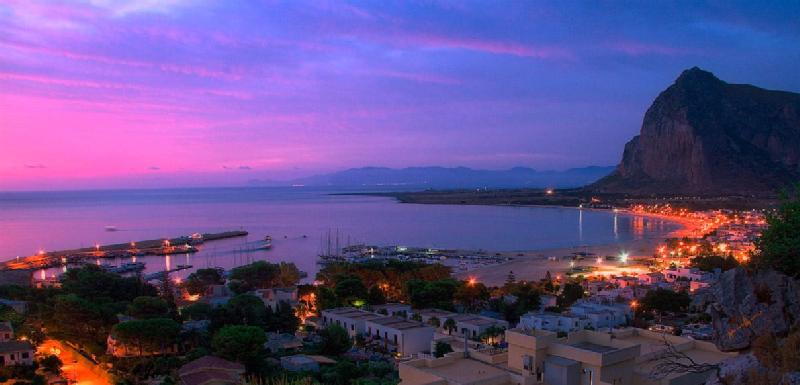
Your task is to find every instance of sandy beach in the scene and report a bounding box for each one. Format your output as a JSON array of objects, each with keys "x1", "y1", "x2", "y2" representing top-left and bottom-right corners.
[{"x1": 454, "y1": 210, "x2": 703, "y2": 287}]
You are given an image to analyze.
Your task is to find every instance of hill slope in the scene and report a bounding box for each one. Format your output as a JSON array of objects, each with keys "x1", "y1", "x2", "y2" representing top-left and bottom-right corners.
[{"x1": 592, "y1": 67, "x2": 800, "y2": 195}]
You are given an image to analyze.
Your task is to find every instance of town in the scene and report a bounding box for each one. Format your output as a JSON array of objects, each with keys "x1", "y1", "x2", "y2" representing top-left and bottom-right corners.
[{"x1": 0, "y1": 199, "x2": 780, "y2": 385}]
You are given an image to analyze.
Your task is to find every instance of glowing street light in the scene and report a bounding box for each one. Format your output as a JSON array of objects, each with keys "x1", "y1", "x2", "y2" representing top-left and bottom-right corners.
[
  {"x1": 468, "y1": 277, "x2": 477, "y2": 286},
  {"x1": 620, "y1": 252, "x2": 629, "y2": 264}
]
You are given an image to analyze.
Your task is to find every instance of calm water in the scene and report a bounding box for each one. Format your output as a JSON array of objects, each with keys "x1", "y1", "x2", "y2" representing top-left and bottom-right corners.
[{"x1": 0, "y1": 187, "x2": 679, "y2": 281}]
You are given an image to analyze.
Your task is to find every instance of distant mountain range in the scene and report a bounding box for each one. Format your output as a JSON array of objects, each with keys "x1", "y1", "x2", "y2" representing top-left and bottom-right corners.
[
  {"x1": 251, "y1": 166, "x2": 615, "y2": 189},
  {"x1": 592, "y1": 67, "x2": 800, "y2": 196}
]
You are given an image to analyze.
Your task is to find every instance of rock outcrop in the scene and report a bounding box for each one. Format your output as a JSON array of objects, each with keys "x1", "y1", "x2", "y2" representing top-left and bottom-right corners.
[
  {"x1": 592, "y1": 67, "x2": 800, "y2": 195},
  {"x1": 693, "y1": 267, "x2": 800, "y2": 352}
]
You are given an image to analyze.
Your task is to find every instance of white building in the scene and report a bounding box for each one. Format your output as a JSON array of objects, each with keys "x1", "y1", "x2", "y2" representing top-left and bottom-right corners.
[
  {"x1": 372, "y1": 303, "x2": 412, "y2": 317},
  {"x1": 254, "y1": 287, "x2": 298, "y2": 311},
  {"x1": 365, "y1": 317, "x2": 434, "y2": 356},
  {"x1": 518, "y1": 312, "x2": 590, "y2": 333},
  {"x1": 568, "y1": 301, "x2": 630, "y2": 330},
  {"x1": 320, "y1": 307, "x2": 384, "y2": 337},
  {"x1": 414, "y1": 309, "x2": 508, "y2": 339},
  {"x1": 638, "y1": 272, "x2": 665, "y2": 285},
  {"x1": 662, "y1": 267, "x2": 713, "y2": 283}
]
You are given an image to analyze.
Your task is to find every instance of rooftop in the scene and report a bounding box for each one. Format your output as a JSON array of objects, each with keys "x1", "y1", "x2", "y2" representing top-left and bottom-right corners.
[{"x1": 368, "y1": 316, "x2": 429, "y2": 330}]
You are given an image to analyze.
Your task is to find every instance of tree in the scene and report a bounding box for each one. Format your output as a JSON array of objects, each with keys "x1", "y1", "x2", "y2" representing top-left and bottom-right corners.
[
  {"x1": 433, "y1": 341, "x2": 453, "y2": 358},
  {"x1": 427, "y1": 316, "x2": 440, "y2": 328},
  {"x1": 127, "y1": 296, "x2": 170, "y2": 319},
  {"x1": 454, "y1": 281, "x2": 490, "y2": 312},
  {"x1": 557, "y1": 282, "x2": 584, "y2": 308},
  {"x1": 405, "y1": 279, "x2": 458, "y2": 309},
  {"x1": 265, "y1": 301, "x2": 300, "y2": 333},
  {"x1": 228, "y1": 261, "x2": 281, "y2": 292},
  {"x1": 317, "y1": 286, "x2": 340, "y2": 310},
  {"x1": 641, "y1": 289, "x2": 690, "y2": 314},
  {"x1": 225, "y1": 294, "x2": 267, "y2": 326},
  {"x1": 756, "y1": 187, "x2": 800, "y2": 277},
  {"x1": 335, "y1": 277, "x2": 368, "y2": 305},
  {"x1": 61, "y1": 265, "x2": 157, "y2": 302},
  {"x1": 443, "y1": 318, "x2": 457, "y2": 335},
  {"x1": 691, "y1": 255, "x2": 739, "y2": 272},
  {"x1": 277, "y1": 262, "x2": 301, "y2": 287},
  {"x1": 318, "y1": 324, "x2": 352, "y2": 356},
  {"x1": 212, "y1": 325, "x2": 266, "y2": 367},
  {"x1": 505, "y1": 271, "x2": 516, "y2": 286},
  {"x1": 181, "y1": 302, "x2": 213, "y2": 321},
  {"x1": 183, "y1": 268, "x2": 224, "y2": 295},
  {"x1": 367, "y1": 285, "x2": 386, "y2": 306},
  {"x1": 113, "y1": 318, "x2": 180, "y2": 356},
  {"x1": 39, "y1": 355, "x2": 62, "y2": 374},
  {"x1": 480, "y1": 325, "x2": 506, "y2": 345}
]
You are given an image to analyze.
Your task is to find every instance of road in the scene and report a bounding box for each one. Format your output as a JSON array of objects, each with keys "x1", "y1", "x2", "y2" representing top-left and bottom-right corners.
[{"x1": 38, "y1": 340, "x2": 111, "y2": 385}]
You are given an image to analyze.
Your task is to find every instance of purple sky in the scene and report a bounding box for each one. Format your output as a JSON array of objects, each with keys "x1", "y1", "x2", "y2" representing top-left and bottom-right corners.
[{"x1": 1, "y1": 1, "x2": 799, "y2": 190}]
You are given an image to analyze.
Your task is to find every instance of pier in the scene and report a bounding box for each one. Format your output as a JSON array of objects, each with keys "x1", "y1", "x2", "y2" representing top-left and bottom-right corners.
[{"x1": 1, "y1": 230, "x2": 248, "y2": 271}]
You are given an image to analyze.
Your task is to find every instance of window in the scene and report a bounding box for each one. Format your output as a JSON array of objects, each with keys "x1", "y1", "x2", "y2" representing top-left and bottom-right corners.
[
  {"x1": 393, "y1": 335, "x2": 397, "y2": 345},
  {"x1": 351, "y1": 324, "x2": 354, "y2": 331},
  {"x1": 21, "y1": 352, "x2": 28, "y2": 359}
]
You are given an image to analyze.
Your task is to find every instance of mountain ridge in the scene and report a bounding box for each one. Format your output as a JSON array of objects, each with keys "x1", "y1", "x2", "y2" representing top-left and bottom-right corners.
[
  {"x1": 250, "y1": 165, "x2": 615, "y2": 189},
  {"x1": 592, "y1": 67, "x2": 800, "y2": 195}
]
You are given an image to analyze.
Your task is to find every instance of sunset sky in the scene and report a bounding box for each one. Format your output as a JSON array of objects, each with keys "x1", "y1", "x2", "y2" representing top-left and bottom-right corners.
[{"x1": 1, "y1": 1, "x2": 799, "y2": 190}]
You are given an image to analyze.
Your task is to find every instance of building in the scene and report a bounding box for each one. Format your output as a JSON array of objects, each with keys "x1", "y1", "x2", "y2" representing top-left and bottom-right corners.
[
  {"x1": 320, "y1": 307, "x2": 384, "y2": 337},
  {"x1": 568, "y1": 301, "x2": 630, "y2": 330},
  {"x1": 518, "y1": 312, "x2": 589, "y2": 334},
  {"x1": 0, "y1": 299, "x2": 28, "y2": 314},
  {"x1": 178, "y1": 355, "x2": 245, "y2": 385},
  {"x1": 264, "y1": 332, "x2": 303, "y2": 354},
  {"x1": 415, "y1": 309, "x2": 509, "y2": 340},
  {"x1": 254, "y1": 287, "x2": 298, "y2": 311},
  {"x1": 0, "y1": 270, "x2": 33, "y2": 288},
  {"x1": 364, "y1": 317, "x2": 434, "y2": 356},
  {"x1": 372, "y1": 303, "x2": 412, "y2": 317},
  {"x1": 0, "y1": 322, "x2": 34, "y2": 366},
  {"x1": 200, "y1": 285, "x2": 233, "y2": 307},
  {"x1": 662, "y1": 268, "x2": 713, "y2": 283},
  {"x1": 280, "y1": 355, "x2": 336, "y2": 372},
  {"x1": 399, "y1": 327, "x2": 737, "y2": 385},
  {"x1": 638, "y1": 272, "x2": 664, "y2": 286}
]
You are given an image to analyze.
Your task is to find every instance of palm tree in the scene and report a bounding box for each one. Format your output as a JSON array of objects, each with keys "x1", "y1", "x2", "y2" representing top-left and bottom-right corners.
[{"x1": 443, "y1": 318, "x2": 457, "y2": 335}]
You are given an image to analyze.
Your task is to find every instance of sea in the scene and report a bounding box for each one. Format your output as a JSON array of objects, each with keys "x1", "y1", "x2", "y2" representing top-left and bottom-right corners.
[{"x1": 0, "y1": 187, "x2": 680, "y2": 281}]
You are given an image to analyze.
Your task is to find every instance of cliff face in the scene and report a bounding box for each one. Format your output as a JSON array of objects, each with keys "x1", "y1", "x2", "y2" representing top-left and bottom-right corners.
[{"x1": 593, "y1": 67, "x2": 800, "y2": 195}]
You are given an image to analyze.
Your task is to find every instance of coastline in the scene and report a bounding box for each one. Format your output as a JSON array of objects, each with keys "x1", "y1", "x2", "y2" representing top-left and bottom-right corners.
[{"x1": 450, "y1": 208, "x2": 697, "y2": 286}]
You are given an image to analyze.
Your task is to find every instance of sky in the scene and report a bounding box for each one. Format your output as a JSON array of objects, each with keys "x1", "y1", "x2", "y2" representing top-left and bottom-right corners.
[{"x1": 1, "y1": 1, "x2": 799, "y2": 190}]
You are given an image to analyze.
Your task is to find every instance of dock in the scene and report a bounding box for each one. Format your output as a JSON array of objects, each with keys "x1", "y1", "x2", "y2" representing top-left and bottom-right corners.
[{"x1": 1, "y1": 230, "x2": 248, "y2": 271}]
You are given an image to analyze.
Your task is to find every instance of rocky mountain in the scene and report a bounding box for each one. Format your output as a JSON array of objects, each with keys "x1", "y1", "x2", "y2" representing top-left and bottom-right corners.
[
  {"x1": 252, "y1": 166, "x2": 614, "y2": 189},
  {"x1": 592, "y1": 67, "x2": 800, "y2": 195}
]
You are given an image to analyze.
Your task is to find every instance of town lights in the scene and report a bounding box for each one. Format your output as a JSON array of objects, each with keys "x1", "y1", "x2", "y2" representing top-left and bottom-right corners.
[
  {"x1": 619, "y1": 252, "x2": 629, "y2": 264},
  {"x1": 467, "y1": 277, "x2": 477, "y2": 286}
]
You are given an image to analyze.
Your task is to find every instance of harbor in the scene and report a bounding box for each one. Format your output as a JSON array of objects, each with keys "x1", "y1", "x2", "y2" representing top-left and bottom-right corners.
[{"x1": 1, "y1": 230, "x2": 249, "y2": 271}]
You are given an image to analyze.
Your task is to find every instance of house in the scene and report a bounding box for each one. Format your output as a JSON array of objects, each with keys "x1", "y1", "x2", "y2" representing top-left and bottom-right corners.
[
  {"x1": 662, "y1": 267, "x2": 713, "y2": 283},
  {"x1": 568, "y1": 301, "x2": 631, "y2": 329},
  {"x1": 638, "y1": 272, "x2": 665, "y2": 286},
  {"x1": 0, "y1": 299, "x2": 28, "y2": 314},
  {"x1": 200, "y1": 285, "x2": 233, "y2": 307},
  {"x1": 414, "y1": 309, "x2": 509, "y2": 339},
  {"x1": 178, "y1": 356, "x2": 245, "y2": 385},
  {"x1": 254, "y1": 287, "x2": 298, "y2": 311},
  {"x1": 364, "y1": 317, "x2": 434, "y2": 356},
  {"x1": 264, "y1": 333, "x2": 303, "y2": 354},
  {"x1": 399, "y1": 327, "x2": 737, "y2": 385},
  {"x1": 320, "y1": 307, "x2": 384, "y2": 337},
  {"x1": 0, "y1": 322, "x2": 34, "y2": 366},
  {"x1": 518, "y1": 312, "x2": 589, "y2": 333},
  {"x1": 372, "y1": 303, "x2": 412, "y2": 317},
  {"x1": 280, "y1": 354, "x2": 320, "y2": 372},
  {"x1": 539, "y1": 295, "x2": 557, "y2": 309},
  {"x1": 611, "y1": 276, "x2": 639, "y2": 289}
]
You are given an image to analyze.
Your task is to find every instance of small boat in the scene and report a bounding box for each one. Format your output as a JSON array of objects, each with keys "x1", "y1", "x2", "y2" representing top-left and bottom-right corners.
[{"x1": 104, "y1": 226, "x2": 118, "y2": 232}]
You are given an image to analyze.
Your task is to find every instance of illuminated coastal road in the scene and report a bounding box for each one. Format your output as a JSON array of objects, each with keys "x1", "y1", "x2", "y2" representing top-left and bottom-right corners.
[{"x1": 39, "y1": 340, "x2": 111, "y2": 385}]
